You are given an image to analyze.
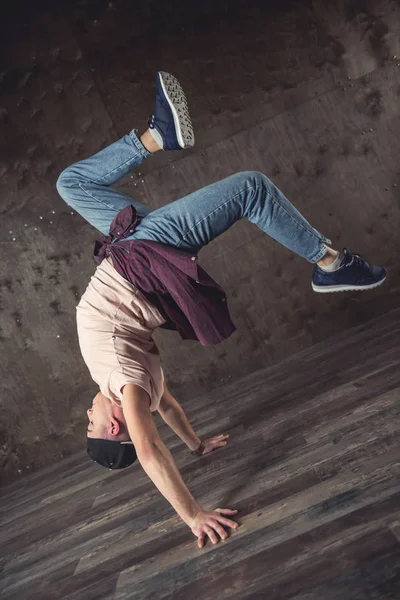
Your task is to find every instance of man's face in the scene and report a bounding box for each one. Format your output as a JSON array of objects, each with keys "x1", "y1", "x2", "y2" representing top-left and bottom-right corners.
[
  {"x1": 86, "y1": 392, "x2": 112, "y2": 439},
  {"x1": 87, "y1": 392, "x2": 130, "y2": 441}
]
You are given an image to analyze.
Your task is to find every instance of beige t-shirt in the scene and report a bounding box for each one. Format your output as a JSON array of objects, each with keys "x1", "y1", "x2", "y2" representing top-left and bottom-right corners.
[{"x1": 76, "y1": 258, "x2": 166, "y2": 412}]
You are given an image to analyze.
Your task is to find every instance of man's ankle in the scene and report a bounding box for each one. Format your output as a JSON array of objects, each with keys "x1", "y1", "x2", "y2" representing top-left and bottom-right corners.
[
  {"x1": 140, "y1": 129, "x2": 162, "y2": 153},
  {"x1": 317, "y1": 246, "x2": 339, "y2": 267}
]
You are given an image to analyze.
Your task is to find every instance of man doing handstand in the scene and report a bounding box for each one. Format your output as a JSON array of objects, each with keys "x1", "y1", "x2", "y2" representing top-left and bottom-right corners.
[{"x1": 56, "y1": 72, "x2": 387, "y2": 548}]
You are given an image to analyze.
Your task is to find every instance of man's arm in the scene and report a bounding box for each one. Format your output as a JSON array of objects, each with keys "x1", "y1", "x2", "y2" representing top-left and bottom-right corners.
[
  {"x1": 157, "y1": 383, "x2": 201, "y2": 451},
  {"x1": 121, "y1": 383, "x2": 239, "y2": 547},
  {"x1": 122, "y1": 383, "x2": 201, "y2": 524}
]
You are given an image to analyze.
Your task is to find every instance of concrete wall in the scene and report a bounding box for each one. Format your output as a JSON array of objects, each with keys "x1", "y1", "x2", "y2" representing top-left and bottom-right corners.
[{"x1": 1, "y1": 0, "x2": 400, "y2": 483}]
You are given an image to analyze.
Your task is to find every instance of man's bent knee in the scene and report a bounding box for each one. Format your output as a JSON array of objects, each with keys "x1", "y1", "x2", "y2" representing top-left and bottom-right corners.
[
  {"x1": 56, "y1": 166, "x2": 80, "y2": 204},
  {"x1": 238, "y1": 171, "x2": 269, "y2": 187}
]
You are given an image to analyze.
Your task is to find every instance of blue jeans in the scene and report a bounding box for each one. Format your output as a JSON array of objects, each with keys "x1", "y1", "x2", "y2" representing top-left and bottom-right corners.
[{"x1": 56, "y1": 130, "x2": 330, "y2": 262}]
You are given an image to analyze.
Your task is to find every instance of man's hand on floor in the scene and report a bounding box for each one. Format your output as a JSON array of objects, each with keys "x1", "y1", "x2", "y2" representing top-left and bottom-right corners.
[
  {"x1": 201, "y1": 433, "x2": 230, "y2": 454},
  {"x1": 190, "y1": 508, "x2": 240, "y2": 548}
]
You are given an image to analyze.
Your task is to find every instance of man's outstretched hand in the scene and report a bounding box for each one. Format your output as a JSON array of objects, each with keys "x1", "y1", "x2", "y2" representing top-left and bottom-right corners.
[
  {"x1": 201, "y1": 433, "x2": 230, "y2": 455},
  {"x1": 190, "y1": 508, "x2": 240, "y2": 548}
]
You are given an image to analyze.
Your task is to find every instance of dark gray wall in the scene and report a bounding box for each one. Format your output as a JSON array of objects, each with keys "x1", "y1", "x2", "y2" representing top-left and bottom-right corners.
[{"x1": 1, "y1": 0, "x2": 399, "y2": 483}]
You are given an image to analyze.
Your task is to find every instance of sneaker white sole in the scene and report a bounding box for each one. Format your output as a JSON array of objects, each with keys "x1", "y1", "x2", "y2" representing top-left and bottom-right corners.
[
  {"x1": 312, "y1": 276, "x2": 386, "y2": 293},
  {"x1": 158, "y1": 71, "x2": 195, "y2": 149}
]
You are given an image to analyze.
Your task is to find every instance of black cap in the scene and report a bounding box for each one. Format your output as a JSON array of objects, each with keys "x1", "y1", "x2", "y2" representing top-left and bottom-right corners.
[{"x1": 87, "y1": 439, "x2": 137, "y2": 469}]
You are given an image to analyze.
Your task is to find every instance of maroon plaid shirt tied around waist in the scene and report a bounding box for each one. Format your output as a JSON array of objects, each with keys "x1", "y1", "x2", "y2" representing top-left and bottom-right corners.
[{"x1": 94, "y1": 205, "x2": 236, "y2": 345}]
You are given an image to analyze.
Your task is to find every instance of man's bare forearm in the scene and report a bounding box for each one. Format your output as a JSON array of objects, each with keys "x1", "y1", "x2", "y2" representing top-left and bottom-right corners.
[
  {"x1": 160, "y1": 404, "x2": 201, "y2": 451},
  {"x1": 138, "y1": 440, "x2": 201, "y2": 525},
  {"x1": 122, "y1": 383, "x2": 202, "y2": 526}
]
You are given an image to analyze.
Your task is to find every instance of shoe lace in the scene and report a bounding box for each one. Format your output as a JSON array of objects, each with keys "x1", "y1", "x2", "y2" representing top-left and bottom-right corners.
[{"x1": 347, "y1": 252, "x2": 369, "y2": 270}]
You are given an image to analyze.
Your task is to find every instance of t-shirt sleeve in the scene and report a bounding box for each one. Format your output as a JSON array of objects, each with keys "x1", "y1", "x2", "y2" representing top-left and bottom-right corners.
[{"x1": 107, "y1": 368, "x2": 152, "y2": 403}]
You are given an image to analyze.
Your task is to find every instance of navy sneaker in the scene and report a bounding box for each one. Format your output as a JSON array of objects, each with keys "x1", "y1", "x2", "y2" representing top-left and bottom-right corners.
[
  {"x1": 148, "y1": 71, "x2": 194, "y2": 151},
  {"x1": 312, "y1": 249, "x2": 387, "y2": 293}
]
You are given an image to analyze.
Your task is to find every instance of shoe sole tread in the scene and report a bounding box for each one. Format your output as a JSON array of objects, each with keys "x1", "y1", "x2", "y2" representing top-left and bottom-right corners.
[{"x1": 159, "y1": 71, "x2": 195, "y2": 149}]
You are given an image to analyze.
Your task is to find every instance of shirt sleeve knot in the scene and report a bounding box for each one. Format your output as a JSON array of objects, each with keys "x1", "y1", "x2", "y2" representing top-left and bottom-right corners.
[{"x1": 93, "y1": 205, "x2": 141, "y2": 265}]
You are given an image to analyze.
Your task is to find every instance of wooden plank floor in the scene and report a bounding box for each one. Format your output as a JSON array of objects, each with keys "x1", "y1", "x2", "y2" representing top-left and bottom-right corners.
[{"x1": 1, "y1": 309, "x2": 400, "y2": 600}]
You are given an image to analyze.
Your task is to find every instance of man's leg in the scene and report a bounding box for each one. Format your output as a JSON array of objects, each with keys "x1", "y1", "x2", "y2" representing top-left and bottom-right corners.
[
  {"x1": 133, "y1": 170, "x2": 331, "y2": 263},
  {"x1": 56, "y1": 130, "x2": 156, "y2": 235},
  {"x1": 56, "y1": 70, "x2": 195, "y2": 236},
  {"x1": 132, "y1": 171, "x2": 386, "y2": 292}
]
